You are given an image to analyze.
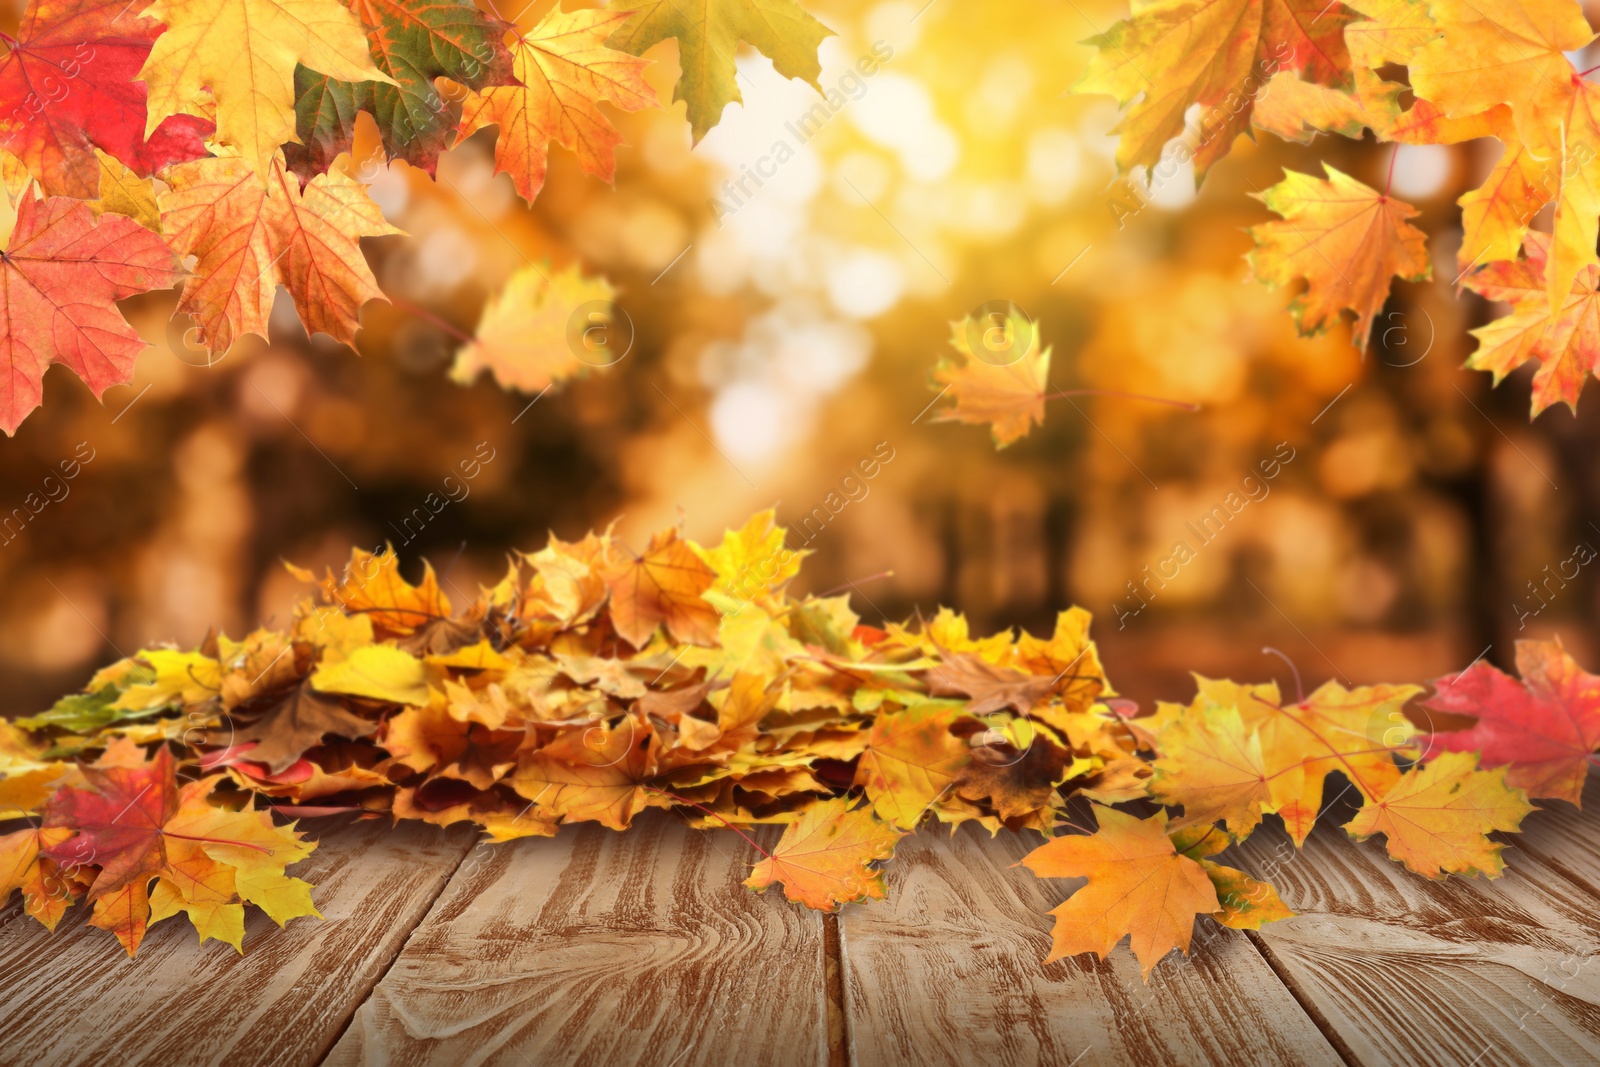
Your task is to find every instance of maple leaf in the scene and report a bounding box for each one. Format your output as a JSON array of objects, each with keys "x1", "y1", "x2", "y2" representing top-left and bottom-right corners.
[
  {"x1": 221, "y1": 680, "x2": 378, "y2": 774},
  {"x1": 0, "y1": 825, "x2": 81, "y2": 930},
  {"x1": 606, "y1": 0, "x2": 831, "y2": 143},
  {"x1": 1462, "y1": 231, "x2": 1600, "y2": 417},
  {"x1": 510, "y1": 713, "x2": 660, "y2": 829},
  {"x1": 0, "y1": 189, "x2": 182, "y2": 435},
  {"x1": 456, "y1": 6, "x2": 658, "y2": 204},
  {"x1": 1422, "y1": 638, "x2": 1600, "y2": 807},
  {"x1": 138, "y1": 0, "x2": 394, "y2": 180},
  {"x1": 952, "y1": 725, "x2": 1076, "y2": 823},
  {"x1": 931, "y1": 310, "x2": 1051, "y2": 447},
  {"x1": 384, "y1": 696, "x2": 520, "y2": 789},
  {"x1": 1169, "y1": 823, "x2": 1293, "y2": 930},
  {"x1": 744, "y1": 797, "x2": 903, "y2": 911},
  {"x1": 854, "y1": 703, "x2": 972, "y2": 828},
  {"x1": 0, "y1": 0, "x2": 213, "y2": 197},
  {"x1": 287, "y1": 0, "x2": 518, "y2": 180},
  {"x1": 1344, "y1": 751, "x2": 1533, "y2": 879},
  {"x1": 84, "y1": 149, "x2": 162, "y2": 231},
  {"x1": 693, "y1": 507, "x2": 807, "y2": 605},
  {"x1": 40, "y1": 741, "x2": 180, "y2": 899},
  {"x1": 924, "y1": 651, "x2": 1055, "y2": 716},
  {"x1": 310, "y1": 643, "x2": 429, "y2": 704},
  {"x1": 1151, "y1": 702, "x2": 1271, "y2": 838},
  {"x1": 603, "y1": 525, "x2": 720, "y2": 648},
  {"x1": 1074, "y1": 0, "x2": 1358, "y2": 179},
  {"x1": 292, "y1": 545, "x2": 450, "y2": 636},
  {"x1": 451, "y1": 262, "x2": 616, "y2": 394},
  {"x1": 1247, "y1": 164, "x2": 1431, "y2": 350},
  {"x1": 1022, "y1": 805, "x2": 1220, "y2": 979},
  {"x1": 159, "y1": 151, "x2": 401, "y2": 356}
]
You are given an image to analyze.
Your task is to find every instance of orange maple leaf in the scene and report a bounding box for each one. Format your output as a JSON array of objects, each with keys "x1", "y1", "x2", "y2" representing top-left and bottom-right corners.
[
  {"x1": 854, "y1": 704, "x2": 971, "y2": 829},
  {"x1": 744, "y1": 797, "x2": 903, "y2": 911},
  {"x1": 603, "y1": 526, "x2": 720, "y2": 648},
  {"x1": 931, "y1": 311, "x2": 1051, "y2": 447},
  {"x1": 457, "y1": 6, "x2": 659, "y2": 203},
  {"x1": 1022, "y1": 805, "x2": 1220, "y2": 979},
  {"x1": 1247, "y1": 164, "x2": 1431, "y2": 349}
]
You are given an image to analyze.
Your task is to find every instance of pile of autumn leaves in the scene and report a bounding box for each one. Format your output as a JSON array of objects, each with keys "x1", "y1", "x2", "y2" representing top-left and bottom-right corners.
[
  {"x1": 3, "y1": 509, "x2": 1595, "y2": 977},
  {"x1": 0, "y1": 0, "x2": 832, "y2": 434}
]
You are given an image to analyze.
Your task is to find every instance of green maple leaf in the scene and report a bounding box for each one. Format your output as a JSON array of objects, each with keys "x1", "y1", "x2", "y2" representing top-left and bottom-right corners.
[
  {"x1": 287, "y1": 0, "x2": 519, "y2": 179},
  {"x1": 606, "y1": 0, "x2": 833, "y2": 142}
]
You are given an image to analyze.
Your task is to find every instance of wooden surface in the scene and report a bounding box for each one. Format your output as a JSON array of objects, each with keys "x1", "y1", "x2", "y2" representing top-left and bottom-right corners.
[{"x1": 6, "y1": 796, "x2": 1600, "y2": 1066}]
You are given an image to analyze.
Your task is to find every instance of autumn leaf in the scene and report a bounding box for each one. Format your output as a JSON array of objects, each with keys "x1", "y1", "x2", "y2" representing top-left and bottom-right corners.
[
  {"x1": 159, "y1": 150, "x2": 402, "y2": 356},
  {"x1": 287, "y1": 0, "x2": 518, "y2": 180},
  {"x1": 0, "y1": 825, "x2": 80, "y2": 930},
  {"x1": 854, "y1": 703, "x2": 971, "y2": 828},
  {"x1": 1456, "y1": 110, "x2": 1551, "y2": 271},
  {"x1": 510, "y1": 713, "x2": 660, "y2": 829},
  {"x1": 220, "y1": 680, "x2": 378, "y2": 774},
  {"x1": 694, "y1": 507, "x2": 807, "y2": 605},
  {"x1": 139, "y1": 0, "x2": 394, "y2": 179},
  {"x1": 84, "y1": 149, "x2": 162, "y2": 231},
  {"x1": 1422, "y1": 637, "x2": 1600, "y2": 807},
  {"x1": 0, "y1": 0, "x2": 213, "y2": 197},
  {"x1": 1151, "y1": 702, "x2": 1272, "y2": 838},
  {"x1": 0, "y1": 189, "x2": 183, "y2": 435},
  {"x1": 603, "y1": 525, "x2": 720, "y2": 648},
  {"x1": 1343, "y1": 751, "x2": 1533, "y2": 879},
  {"x1": 606, "y1": 0, "x2": 830, "y2": 143},
  {"x1": 1247, "y1": 164, "x2": 1431, "y2": 350},
  {"x1": 744, "y1": 797, "x2": 903, "y2": 911},
  {"x1": 310, "y1": 643, "x2": 430, "y2": 705},
  {"x1": 931, "y1": 310, "x2": 1051, "y2": 447},
  {"x1": 292, "y1": 545, "x2": 450, "y2": 636},
  {"x1": 456, "y1": 6, "x2": 658, "y2": 204},
  {"x1": 451, "y1": 262, "x2": 616, "y2": 394},
  {"x1": 1022, "y1": 805, "x2": 1220, "y2": 979},
  {"x1": 924, "y1": 650, "x2": 1055, "y2": 716},
  {"x1": 1074, "y1": 0, "x2": 1358, "y2": 179},
  {"x1": 952, "y1": 725, "x2": 1076, "y2": 823},
  {"x1": 1462, "y1": 231, "x2": 1600, "y2": 417},
  {"x1": 40, "y1": 743, "x2": 180, "y2": 899}
]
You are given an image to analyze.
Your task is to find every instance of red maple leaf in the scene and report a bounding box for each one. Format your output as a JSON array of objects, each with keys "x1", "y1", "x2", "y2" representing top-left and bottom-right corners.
[
  {"x1": 41, "y1": 744, "x2": 180, "y2": 898},
  {"x1": 0, "y1": 192, "x2": 183, "y2": 434},
  {"x1": 1423, "y1": 637, "x2": 1600, "y2": 807},
  {"x1": 0, "y1": 0, "x2": 213, "y2": 198}
]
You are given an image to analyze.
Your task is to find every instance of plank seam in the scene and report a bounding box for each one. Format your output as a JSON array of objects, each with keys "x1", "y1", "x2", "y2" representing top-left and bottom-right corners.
[
  {"x1": 823, "y1": 911, "x2": 851, "y2": 1067},
  {"x1": 308, "y1": 826, "x2": 477, "y2": 1067},
  {"x1": 1243, "y1": 930, "x2": 1361, "y2": 1067}
]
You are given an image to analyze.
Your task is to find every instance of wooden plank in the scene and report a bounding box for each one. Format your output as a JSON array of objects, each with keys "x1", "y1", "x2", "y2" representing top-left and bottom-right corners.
[
  {"x1": 325, "y1": 812, "x2": 831, "y2": 1067},
  {"x1": 0, "y1": 817, "x2": 473, "y2": 1067},
  {"x1": 836, "y1": 824, "x2": 1340, "y2": 1067},
  {"x1": 1238, "y1": 779, "x2": 1600, "y2": 1067}
]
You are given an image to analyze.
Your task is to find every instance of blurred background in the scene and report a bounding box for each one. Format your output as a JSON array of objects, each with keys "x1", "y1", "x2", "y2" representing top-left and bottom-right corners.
[{"x1": 3, "y1": 0, "x2": 1598, "y2": 714}]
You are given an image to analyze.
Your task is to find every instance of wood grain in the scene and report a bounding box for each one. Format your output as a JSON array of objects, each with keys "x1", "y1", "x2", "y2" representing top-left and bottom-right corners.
[
  {"x1": 1238, "y1": 777, "x2": 1600, "y2": 1067},
  {"x1": 325, "y1": 811, "x2": 831, "y2": 1067},
  {"x1": 836, "y1": 824, "x2": 1340, "y2": 1066},
  {"x1": 0, "y1": 817, "x2": 474, "y2": 1067}
]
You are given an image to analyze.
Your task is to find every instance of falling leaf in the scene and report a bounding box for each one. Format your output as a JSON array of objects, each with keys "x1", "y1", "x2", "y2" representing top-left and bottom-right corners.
[
  {"x1": 457, "y1": 6, "x2": 658, "y2": 203},
  {"x1": 931, "y1": 310, "x2": 1051, "y2": 447},
  {"x1": 451, "y1": 262, "x2": 616, "y2": 394},
  {"x1": 1247, "y1": 164, "x2": 1431, "y2": 350},
  {"x1": 745, "y1": 797, "x2": 903, "y2": 911},
  {"x1": 606, "y1": 0, "x2": 831, "y2": 143}
]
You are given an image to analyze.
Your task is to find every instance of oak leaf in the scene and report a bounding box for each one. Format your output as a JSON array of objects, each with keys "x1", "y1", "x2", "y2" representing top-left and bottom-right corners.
[
  {"x1": 0, "y1": 0, "x2": 212, "y2": 197},
  {"x1": 451, "y1": 262, "x2": 615, "y2": 394},
  {"x1": 138, "y1": 0, "x2": 393, "y2": 179},
  {"x1": 159, "y1": 151, "x2": 402, "y2": 356},
  {"x1": 605, "y1": 0, "x2": 831, "y2": 143},
  {"x1": 1343, "y1": 751, "x2": 1533, "y2": 879},
  {"x1": 288, "y1": 0, "x2": 517, "y2": 180},
  {"x1": 1422, "y1": 637, "x2": 1600, "y2": 807},
  {"x1": 0, "y1": 190, "x2": 183, "y2": 435},
  {"x1": 456, "y1": 6, "x2": 658, "y2": 203},
  {"x1": 1021, "y1": 805, "x2": 1220, "y2": 979},
  {"x1": 1247, "y1": 164, "x2": 1431, "y2": 350},
  {"x1": 744, "y1": 797, "x2": 902, "y2": 911}
]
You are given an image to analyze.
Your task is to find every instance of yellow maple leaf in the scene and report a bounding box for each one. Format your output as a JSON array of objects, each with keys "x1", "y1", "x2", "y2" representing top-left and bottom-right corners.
[
  {"x1": 931, "y1": 310, "x2": 1051, "y2": 447},
  {"x1": 1247, "y1": 164, "x2": 1431, "y2": 350},
  {"x1": 1344, "y1": 751, "x2": 1534, "y2": 879},
  {"x1": 510, "y1": 713, "x2": 661, "y2": 829},
  {"x1": 744, "y1": 797, "x2": 903, "y2": 911},
  {"x1": 694, "y1": 507, "x2": 807, "y2": 606},
  {"x1": 292, "y1": 545, "x2": 451, "y2": 637},
  {"x1": 139, "y1": 0, "x2": 394, "y2": 179},
  {"x1": 451, "y1": 263, "x2": 616, "y2": 394},
  {"x1": 1151, "y1": 703, "x2": 1272, "y2": 838},
  {"x1": 1022, "y1": 805, "x2": 1220, "y2": 979},
  {"x1": 854, "y1": 704, "x2": 971, "y2": 828},
  {"x1": 310, "y1": 644, "x2": 430, "y2": 705}
]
